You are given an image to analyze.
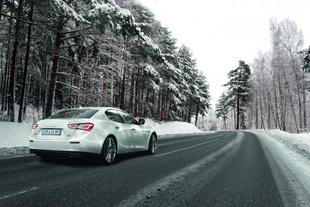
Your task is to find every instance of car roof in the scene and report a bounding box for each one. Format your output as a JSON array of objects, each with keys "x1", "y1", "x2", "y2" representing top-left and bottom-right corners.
[{"x1": 63, "y1": 107, "x2": 126, "y2": 113}]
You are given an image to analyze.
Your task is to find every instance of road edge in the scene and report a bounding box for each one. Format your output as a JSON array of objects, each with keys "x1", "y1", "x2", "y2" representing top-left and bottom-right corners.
[{"x1": 254, "y1": 131, "x2": 310, "y2": 207}]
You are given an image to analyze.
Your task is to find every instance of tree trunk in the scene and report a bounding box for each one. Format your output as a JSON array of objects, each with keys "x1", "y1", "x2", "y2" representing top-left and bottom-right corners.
[
  {"x1": 233, "y1": 107, "x2": 236, "y2": 129},
  {"x1": 129, "y1": 72, "x2": 135, "y2": 113},
  {"x1": 0, "y1": 0, "x2": 3, "y2": 21},
  {"x1": 277, "y1": 73, "x2": 286, "y2": 131},
  {"x1": 134, "y1": 68, "x2": 140, "y2": 116},
  {"x1": 282, "y1": 71, "x2": 299, "y2": 132},
  {"x1": 259, "y1": 93, "x2": 265, "y2": 129},
  {"x1": 140, "y1": 82, "x2": 145, "y2": 117},
  {"x1": 8, "y1": 0, "x2": 23, "y2": 122},
  {"x1": 290, "y1": 53, "x2": 303, "y2": 129},
  {"x1": 195, "y1": 104, "x2": 199, "y2": 126},
  {"x1": 110, "y1": 80, "x2": 114, "y2": 106},
  {"x1": 143, "y1": 89, "x2": 150, "y2": 117},
  {"x1": 18, "y1": 1, "x2": 33, "y2": 122},
  {"x1": 272, "y1": 79, "x2": 279, "y2": 129},
  {"x1": 157, "y1": 90, "x2": 161, "y2": 120},
  {"x1": 45, "y1": 18, "x2": 64, "y2": 117},
  {"x1": 236, "y1": 95, "x2": 240, "y2": 130},
  {"x1": 301, "y1": 69, "x2": 307, "y2": 129},
  {"x1": 303, "y1": 88, "x2": 307, "y2": 129},
  {"x1": 119, "y1": 67, "x2": 126, "y2": 109},
  {"x1": 187, "y1": 100, "x2": 192, "y2": 123},
  {"x1": 255, "y1": 93, "x2": 259, "y2": 129},
  {"x1": 160, "y1": 91, "x2": 165, "y2": 121},
  {"x1": 267, "y1": 91, "x2": 271, "y2": 129},
  {"x1": 1, "y1": 16, "x2": 12, "y2": 111},
  {"x1": 41, "y1": 37, "x2": 49, "y2": 118}
]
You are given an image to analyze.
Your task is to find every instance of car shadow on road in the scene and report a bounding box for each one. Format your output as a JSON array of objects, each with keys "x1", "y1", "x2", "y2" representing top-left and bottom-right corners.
[
  {"x1": 38, "y1": 151, "x2": 150, "y2": 167},
  {"x1": 115, "y1": 151, "x2": 150, "y2": 164}
]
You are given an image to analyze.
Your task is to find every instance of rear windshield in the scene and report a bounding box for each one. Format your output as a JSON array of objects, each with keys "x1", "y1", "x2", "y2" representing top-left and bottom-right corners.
[{"x1": 48, "y1": 109, "x2": 98, "y2": 119}]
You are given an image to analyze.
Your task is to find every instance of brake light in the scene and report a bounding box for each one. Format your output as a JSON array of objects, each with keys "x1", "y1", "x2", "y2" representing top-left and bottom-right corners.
[
  {"x1": 32, "y1": 123, "x2": 38, "y2": 129},
  {"x1": 68, "y1": 123, "x2": 94, "y2": 132}
]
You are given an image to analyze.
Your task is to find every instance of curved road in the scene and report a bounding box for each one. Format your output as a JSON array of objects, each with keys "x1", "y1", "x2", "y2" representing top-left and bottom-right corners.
[{"x1": 0, "y1": 132, "x2": 284, "y2": 207}]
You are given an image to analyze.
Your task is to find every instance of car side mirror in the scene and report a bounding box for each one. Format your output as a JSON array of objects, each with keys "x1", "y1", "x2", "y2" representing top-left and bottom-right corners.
[{"x1": 138, "y1": 118, "x2": 145, "y2": 125}]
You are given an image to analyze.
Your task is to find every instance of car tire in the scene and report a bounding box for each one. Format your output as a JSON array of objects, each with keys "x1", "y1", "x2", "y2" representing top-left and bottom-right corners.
[
  {"x1": 101, "y1": 136, "x2": 117, "y2": 164},
  {"x1": 147, "y1": 134, "x2": 157, "y2": 154}
]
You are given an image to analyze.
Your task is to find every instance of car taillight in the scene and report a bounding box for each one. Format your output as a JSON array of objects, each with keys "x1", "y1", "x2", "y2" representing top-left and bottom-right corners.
[
  {"x1": 68, "y1": 123, "x2": 94, "y2": 132},
  {"x1": 32, "y1": 123, "x2": 38, "y2": 129}
]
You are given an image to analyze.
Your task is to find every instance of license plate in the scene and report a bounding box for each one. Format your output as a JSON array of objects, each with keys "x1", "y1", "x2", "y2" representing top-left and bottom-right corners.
[{"x1": 41, "y1": 129, "x2": 62, "y2": 136}]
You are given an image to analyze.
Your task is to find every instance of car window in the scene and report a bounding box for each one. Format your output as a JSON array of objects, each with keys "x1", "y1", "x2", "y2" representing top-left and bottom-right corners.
[
  {"x1": 105, "y1": 110, "x2": 125, "y2": 123},
  {"x1": 49, "y1": 109, "x2": 98, "y2": 119},
  {"x1": 122, "y1": 113, "x2": 139, "y2": 125}
]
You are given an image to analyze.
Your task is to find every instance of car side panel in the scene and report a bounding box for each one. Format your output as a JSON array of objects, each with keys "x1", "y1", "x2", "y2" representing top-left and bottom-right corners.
[
  {"x1": 135, "y1": 125, "x2": 152, "y2": 149},
  {"x1": 91, "y1": 120, "x2": 133, "y2": 154},
  {"x1": 114, "y1": 123, "x2": 137, "y2": 154}
]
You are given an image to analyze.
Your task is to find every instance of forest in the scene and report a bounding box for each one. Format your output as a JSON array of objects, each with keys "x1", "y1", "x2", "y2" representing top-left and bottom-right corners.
[
  {"x1": 0, "y1": 0, "x2": 211, "y2": 123},
  {"x1": 2, "y1": 0, "x2": 309, "y2": 133},
  {"x1": 216, "y1": 18, "x2": 310, "y2": 133}
]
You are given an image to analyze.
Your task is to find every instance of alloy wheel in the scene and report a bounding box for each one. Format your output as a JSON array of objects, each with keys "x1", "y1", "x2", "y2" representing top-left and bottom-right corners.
[
  {"x1": 103, "y1": 137, "x2": 117, "y2": 164},
  {"x1": 150, "y1": 134, "x2": 157, "y2": 154}
]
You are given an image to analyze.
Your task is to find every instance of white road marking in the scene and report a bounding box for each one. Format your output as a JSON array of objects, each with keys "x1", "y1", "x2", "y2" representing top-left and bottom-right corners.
[
  {"x1": 118, "y1": 132, "x2": 244, "y2": 207},
  {"x1": 159, "y1": 138, "x2": 205, "y2": 147},
  {"x1": 158, "y1": 132, "x2": 232, "y2": 148},
  {"x1": 155, "y1": 139, "x2": 219, "y2": 158},
  {"x1": 0, "y1": 186, "x2": 39, "y2": 200}
]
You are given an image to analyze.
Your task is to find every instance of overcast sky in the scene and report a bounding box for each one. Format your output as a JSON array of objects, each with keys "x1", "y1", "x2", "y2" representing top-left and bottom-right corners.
[{"x1": 136, "y1": 0, "x2": 310, "y2": 107}]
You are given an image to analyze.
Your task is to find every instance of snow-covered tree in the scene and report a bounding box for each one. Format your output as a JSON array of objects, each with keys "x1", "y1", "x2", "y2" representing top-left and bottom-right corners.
[
  {"x1": 0, "y1": 0, "x2": 211, "y2": 123},
  {"x1": 227, "y1": 19, "x2": 310, "y2": 133},
  {"x1": 216, "y1": 93, "x2": 229, "y2": 130},
  {"x1": 304, "y1": 46, "x2": 310, "y2": 73},
  {"x1": 225, "y1": 61, "x2": 251, "y2": 129}
]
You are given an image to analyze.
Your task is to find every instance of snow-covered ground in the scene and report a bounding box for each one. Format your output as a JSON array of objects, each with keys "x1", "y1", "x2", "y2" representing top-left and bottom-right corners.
[
  {"x1": 254, "y1": 130, "x2": 310, "y2": 206},
  {"x1": 0, "y1": 120, "x2": 206, "y2": 158}
]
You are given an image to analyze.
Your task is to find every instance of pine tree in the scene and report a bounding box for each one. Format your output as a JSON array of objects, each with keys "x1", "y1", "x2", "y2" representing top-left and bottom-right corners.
[
  {"x1": 225, "y1": 61, "x2": 251, "y2": 129},
  {"x1": 304, "y1": 46, "x2": 310, "y2": 73},
  {"x1": 216, "y1": 93, "x2": 229, "y2": 130}
]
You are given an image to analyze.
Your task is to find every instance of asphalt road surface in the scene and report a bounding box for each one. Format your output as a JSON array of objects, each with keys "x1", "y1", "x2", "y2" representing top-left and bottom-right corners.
[{"x1": 0, "y1": 132, "x2": 285, "y2": 207}]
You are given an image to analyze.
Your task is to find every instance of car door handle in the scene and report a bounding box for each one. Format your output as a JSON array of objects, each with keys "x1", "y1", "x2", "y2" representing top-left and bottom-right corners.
[
  {"x1": 131, "y1": 128, "x2": 136, "y2": 131},
  {"x1": 115, "y1": 126, "x2": 119, "y2": 130}
]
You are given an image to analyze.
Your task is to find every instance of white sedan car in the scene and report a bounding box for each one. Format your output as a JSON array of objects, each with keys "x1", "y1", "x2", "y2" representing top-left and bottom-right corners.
[{"x1": 29, "y1": 107, "x2": 158, "y2": 164}]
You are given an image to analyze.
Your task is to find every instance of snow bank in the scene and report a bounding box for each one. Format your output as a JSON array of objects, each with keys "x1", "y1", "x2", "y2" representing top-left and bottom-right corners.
[
  {"x1": 0, "y1": 122, "x2": 32, "y2": 148},
  {"x1": 144, "y1": 119, "x2": 206, "y2": 139},
  {"x1": 0, "y1": 147, "x2": 29, "y2": 158},
  {"x1": 255, "y1": 129, "x2": 310, "y2": 160}
]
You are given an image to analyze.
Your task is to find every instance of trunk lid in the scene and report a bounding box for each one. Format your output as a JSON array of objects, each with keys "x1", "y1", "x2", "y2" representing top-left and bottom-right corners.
[{"x1": 33, "y1": 119, "x2": 91, "y2": 140}]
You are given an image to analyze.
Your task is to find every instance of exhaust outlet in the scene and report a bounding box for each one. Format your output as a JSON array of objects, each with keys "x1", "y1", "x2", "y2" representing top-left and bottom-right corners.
[
  {"x1": 68, "y1": 152, "x2": 81, "y2": 158},
  {"x1": 74, "y1": 153, "x2": 81, "y2": 158},
  {"x1": 68, "y1": 153, "x2": 75, "y2": 158}
]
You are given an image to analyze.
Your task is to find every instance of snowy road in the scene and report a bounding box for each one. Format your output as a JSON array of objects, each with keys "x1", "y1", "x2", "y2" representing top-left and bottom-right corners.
[{"x1": 0, "y1": 131, "x2": 305, "y2": 207}]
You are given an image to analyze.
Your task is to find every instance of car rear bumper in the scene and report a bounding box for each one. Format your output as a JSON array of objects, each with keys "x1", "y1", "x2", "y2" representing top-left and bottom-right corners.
[
  {"x1": 29, "y1": 149, "x2": 99, "y2": 158},
  {"x1": 29, "y1": 138, "x2": 102, "y2": 154}
]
